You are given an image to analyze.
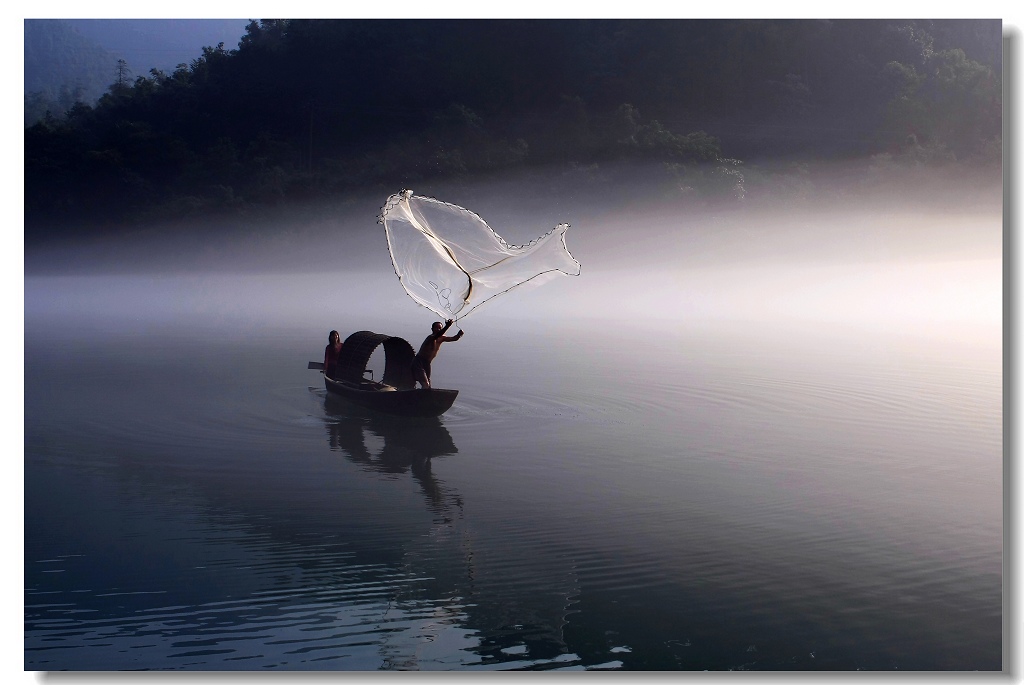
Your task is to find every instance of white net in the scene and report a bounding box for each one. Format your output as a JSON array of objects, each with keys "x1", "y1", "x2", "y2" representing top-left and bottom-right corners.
[{"x1": 379, "y1": 190, "x2": 581, "y2": 321}]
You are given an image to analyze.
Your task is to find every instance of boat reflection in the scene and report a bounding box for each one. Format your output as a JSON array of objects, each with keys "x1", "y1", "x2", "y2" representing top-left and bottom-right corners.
[
  {"x1": 322, "y1": 394, "x2": 462, "y2": 521},
  {"x1": 319, "y1": 393, "x2": 581, "y2": 663},
  {"x1": 319, "y1": 393, "x2": 581, "y2": 669}
]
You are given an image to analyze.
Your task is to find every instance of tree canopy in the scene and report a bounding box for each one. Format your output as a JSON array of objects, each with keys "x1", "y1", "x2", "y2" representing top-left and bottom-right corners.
[{"x1": 24, "y1": 19, "x2": 1002, "y2": 239}]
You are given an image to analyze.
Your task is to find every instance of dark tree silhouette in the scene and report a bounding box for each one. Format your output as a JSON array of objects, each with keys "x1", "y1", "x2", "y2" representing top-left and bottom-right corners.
[{"x1": 24, "y1": 19, "x2": 1002, "y2": 240}]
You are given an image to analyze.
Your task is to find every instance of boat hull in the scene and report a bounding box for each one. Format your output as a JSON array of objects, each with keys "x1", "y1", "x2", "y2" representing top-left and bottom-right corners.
[{"x1": 324, "y1": 376, "x2": 458, "y2": 417}]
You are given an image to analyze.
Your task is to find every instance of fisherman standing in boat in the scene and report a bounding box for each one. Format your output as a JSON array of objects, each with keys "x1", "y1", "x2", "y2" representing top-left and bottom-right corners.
[
  {"x1": 412, "y1": 319, "x2": 463, "y2": 389},
  {"x1": 323, "y1": 330, "x2": 343, "y2": 379}
]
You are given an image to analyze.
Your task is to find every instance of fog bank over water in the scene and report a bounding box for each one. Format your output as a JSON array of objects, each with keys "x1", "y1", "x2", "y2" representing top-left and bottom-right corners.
[{"x1": 25, "y1": 163, "x2": 1001, "y2": 347}]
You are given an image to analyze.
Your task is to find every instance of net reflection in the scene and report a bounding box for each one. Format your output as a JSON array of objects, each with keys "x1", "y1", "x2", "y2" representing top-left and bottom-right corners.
[{"x1": 322, "y1": 395, "x2": 462, "y2": 522}]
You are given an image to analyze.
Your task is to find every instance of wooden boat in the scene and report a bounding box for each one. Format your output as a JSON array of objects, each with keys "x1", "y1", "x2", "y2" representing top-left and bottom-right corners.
[{"x1": 309, "y1": 330, "x2": 458, "y2": 417}]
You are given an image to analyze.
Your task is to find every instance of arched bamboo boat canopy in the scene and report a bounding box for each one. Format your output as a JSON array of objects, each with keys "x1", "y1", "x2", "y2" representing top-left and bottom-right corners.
[{"x1": 336, "y1": 331, "x2": 416, "y2": 390}]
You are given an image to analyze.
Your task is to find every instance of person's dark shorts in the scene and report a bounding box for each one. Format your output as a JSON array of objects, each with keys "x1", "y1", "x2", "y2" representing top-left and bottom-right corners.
[{"x1": 411, "y1": 356, "x2": 431, "y2": 380}]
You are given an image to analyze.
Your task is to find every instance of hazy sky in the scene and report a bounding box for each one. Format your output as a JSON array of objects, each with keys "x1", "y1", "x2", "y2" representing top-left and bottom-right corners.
[{"x1": 63, "y1": 19, "x2": 251, "y2": 75}]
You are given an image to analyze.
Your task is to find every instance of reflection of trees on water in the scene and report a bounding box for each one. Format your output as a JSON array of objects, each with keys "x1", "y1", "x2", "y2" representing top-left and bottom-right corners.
[{"x1": 322, "y1": 395, "x2": 462, "y2": 522}]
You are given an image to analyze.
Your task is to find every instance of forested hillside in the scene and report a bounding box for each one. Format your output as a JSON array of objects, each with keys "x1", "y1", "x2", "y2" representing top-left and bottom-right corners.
[{"x1": 24, "y1": 19, "x2": 1002, "y2": 240}]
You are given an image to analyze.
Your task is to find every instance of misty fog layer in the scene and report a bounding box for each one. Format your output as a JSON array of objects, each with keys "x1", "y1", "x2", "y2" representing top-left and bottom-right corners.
[{"x1": 25, "y1": 164, "x2": 1001, "y2": 357}]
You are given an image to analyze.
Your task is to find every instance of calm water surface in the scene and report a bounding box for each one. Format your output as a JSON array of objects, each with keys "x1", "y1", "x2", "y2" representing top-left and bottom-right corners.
[{"x1": 24, "y1": 281, "x2": 1002, "y2": 671}]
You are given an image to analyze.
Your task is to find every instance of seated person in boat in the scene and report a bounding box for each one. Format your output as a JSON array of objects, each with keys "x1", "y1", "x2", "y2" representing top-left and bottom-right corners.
[
  {"x1": 412, "y1": 319, "x2": 463, "y2": 389},
  {"x1": 323, "y1": 330, "x2": 343, "y2": 379}
]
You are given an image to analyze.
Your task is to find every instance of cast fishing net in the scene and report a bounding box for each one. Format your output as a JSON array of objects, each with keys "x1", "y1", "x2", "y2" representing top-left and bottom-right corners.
[{"x1": 378, "y1": 190, "x2": 581, "y2": 321}]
